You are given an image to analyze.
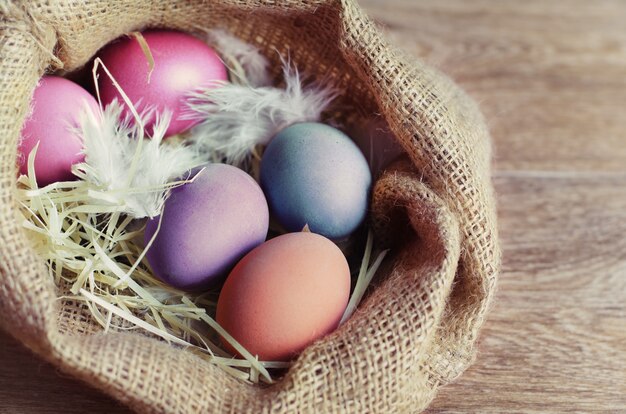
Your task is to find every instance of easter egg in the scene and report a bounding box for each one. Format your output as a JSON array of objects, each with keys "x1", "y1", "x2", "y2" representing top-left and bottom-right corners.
[
  {"x1": 18, "y1": 76, "x2": 99, "y2": 186},
  {"x1": 260, "y1": 122, "x2": 372, "y2": 240},
  {"x1": 144, "y1": 164, "x2": 269, "y2": 290},
  {"x1": 216, "y1": 232, "x2": 351, "y2": 361},
  {"x1": 96, "y1": 30, "x2": 227, "y2": 136}
]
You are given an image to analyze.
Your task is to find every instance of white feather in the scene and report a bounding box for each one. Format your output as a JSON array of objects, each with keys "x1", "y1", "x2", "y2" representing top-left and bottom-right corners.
[
  {"x1": 184, "y1": 58, "x2": 338, "y2": 168},
  {"x1": 73, "y1": 101, "x2": 203, "y2": 218},
  {"x1": 204, "y1": 28, "x2": 272, "y2": 87}
]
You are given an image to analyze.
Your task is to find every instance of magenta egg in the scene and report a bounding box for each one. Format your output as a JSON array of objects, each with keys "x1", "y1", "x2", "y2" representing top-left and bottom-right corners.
[
  {"x1": 18, "y1": 76, "x2": 99, "y2": 186},
  {"x1": 144, "y1": 164, "x2": 269, "y2": 291},
  {"x1": 96, "y1": 30, "x2": 227, "y2": 136}
]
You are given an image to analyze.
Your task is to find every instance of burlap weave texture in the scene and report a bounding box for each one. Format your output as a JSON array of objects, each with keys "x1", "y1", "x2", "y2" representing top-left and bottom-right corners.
[{"x1": 0, "y1": 1, "x2": 500, "y2": 412}]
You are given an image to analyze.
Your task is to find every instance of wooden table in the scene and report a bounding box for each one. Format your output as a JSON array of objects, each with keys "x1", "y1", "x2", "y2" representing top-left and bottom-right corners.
[{"x1": 2, "y1": 1, "x2": 625, "y2": 412}]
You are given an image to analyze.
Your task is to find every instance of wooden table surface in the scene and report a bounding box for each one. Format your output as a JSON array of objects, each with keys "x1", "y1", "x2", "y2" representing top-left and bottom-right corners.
[{"x1": 2, "y1": 1, "x2": 625, "y2": 413}]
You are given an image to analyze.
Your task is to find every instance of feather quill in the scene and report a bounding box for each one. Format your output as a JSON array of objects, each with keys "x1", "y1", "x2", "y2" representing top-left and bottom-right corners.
[
  {"x1": 73, "y1": 101, "x2": 203, "y2": 218},
  {"x1": 204, "y1": 29, "x2": 272, "y2": 87},
  {"x1": 184, "y1": 58, "x2": 338, "y2": 168}
]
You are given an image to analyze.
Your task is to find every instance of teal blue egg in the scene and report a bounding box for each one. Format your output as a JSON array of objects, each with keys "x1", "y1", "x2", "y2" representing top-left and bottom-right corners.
[{"x1": 260, "y1": 122, "x2": 372, "y2": 240}]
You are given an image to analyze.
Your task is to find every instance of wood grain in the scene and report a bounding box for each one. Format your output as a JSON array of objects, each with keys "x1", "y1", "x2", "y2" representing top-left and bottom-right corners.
[
  {"x1": 363, "y1": 0, "x2": 626, "y2": 173},
  {"x1": 427, "y1": 174, "x2": 626, "y2": 413},
  {"x1": 0, "y1": 334, "x2": 131, "y2": 414},
  {"x1": 1, "y1": 1, "x2": 626, "y2": 412}
]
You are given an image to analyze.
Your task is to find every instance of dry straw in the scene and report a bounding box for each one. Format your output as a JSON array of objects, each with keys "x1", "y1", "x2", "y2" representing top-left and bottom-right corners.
[
  {"x1": 15, "y1": 29, "x2": 388, "y2": 383},
  {"x1": 0, "y1": 1, "x2": 499, "y2": 413},
  {"x1": 17, "y1": 140, "x2": 387, "y2": 382}
]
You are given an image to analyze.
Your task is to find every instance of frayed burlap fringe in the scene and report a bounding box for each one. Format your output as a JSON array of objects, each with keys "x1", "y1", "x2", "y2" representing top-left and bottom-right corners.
[{"x1": 0, "y1": 0, "x2": 500, "y2": 412}]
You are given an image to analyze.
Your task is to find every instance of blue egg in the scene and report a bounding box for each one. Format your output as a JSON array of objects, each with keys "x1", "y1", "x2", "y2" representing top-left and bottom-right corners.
[{"x1": 260, "y1": 122, "x2": 372, "y2": 240}]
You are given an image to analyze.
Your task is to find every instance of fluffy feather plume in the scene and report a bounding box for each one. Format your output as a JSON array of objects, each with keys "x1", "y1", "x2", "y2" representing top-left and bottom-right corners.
[
  {"x1": 184, "y1": 58, "x2": 338, "y2": 168},
  {"x1": 204, "y1": 28, "x2": 272, "y2": 87},
  {"x1": 73, "y1": 101, "x2": 203, "y2": 218}
]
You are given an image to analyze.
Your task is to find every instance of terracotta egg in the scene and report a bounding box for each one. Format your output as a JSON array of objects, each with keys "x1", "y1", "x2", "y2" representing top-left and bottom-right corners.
[
  {"x1": 216, "y1": 232, "x2": 351, "y2": 361},
  {"x1": 144, "y1": 164, "x2": 269, "y2": 290},
  {"x1": 96, "y1": 30, "x2": 227, "y2": 136},
  {"x1": 18, "y1": 76, "x2": 99, "y2": 186}
]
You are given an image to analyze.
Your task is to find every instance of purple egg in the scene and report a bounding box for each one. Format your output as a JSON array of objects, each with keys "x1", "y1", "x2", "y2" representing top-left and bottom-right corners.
[{"x1": 144, "y1": 164, "x2": 269, "y2": 290}]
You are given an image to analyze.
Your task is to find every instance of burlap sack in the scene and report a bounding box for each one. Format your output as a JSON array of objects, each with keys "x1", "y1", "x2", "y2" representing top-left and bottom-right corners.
[{"x1": 0, "y1": 0, "x2": 500, "y2": 412}]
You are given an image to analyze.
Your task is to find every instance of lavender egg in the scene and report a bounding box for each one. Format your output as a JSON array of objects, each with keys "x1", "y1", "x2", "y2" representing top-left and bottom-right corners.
[
  {"x1": 260, "y1": 122, "x2": 372, "y2": 240},
  {"x1": 144, "y1": 164, "x2": 269, "y2": 290}
]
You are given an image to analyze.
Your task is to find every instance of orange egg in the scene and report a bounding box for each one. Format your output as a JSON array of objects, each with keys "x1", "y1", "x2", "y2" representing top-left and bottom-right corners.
[{"x1": 216, "y1": 232, "x2": 351, "y2": 361}]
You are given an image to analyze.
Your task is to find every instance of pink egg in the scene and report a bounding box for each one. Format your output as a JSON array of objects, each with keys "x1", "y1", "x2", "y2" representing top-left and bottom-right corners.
[
  {"x1": 96, "y1": 30, "x2": 227, "y2": 137},
  {"x1": 18, "y1": 76, "x2": 99, "y2": 186}
]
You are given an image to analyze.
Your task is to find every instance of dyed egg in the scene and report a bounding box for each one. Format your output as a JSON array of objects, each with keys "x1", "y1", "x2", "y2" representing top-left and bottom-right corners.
[
  {"x1": 96, "y1": 30, "x2": 227, "y2": 136},
  {"x1": 216, "y1": 232, "x2": 351, "y2": 361},
  {"x1": 350, "y1": 118, "x2": 404, "y2": 177},
  {"x1": 260, "y1": 122, "x2": 372, "y2": 240},
  {"x1": 18, "y1": 76, "x2": 99, "y2": 186},
  {"x1": 144, "y1": 164, "x2": 269, "y2": 290}
]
